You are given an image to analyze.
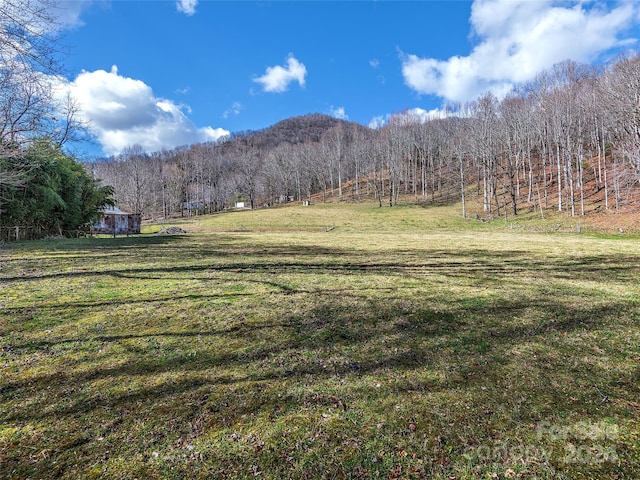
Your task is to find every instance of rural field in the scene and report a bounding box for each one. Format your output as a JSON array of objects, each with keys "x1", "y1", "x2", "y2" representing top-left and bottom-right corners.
[{"x1": 1, "y1": 203, "x2": 639, "y2": 479}]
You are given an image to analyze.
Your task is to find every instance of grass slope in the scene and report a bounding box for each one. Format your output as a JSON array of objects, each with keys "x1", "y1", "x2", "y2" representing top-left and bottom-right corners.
[{"x1": 1, "y1": 203, "x2": 639, "y2": 479}]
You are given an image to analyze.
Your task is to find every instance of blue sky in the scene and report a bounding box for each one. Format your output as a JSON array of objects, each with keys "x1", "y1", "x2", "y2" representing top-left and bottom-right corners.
[{"x1": 51, "y1": 1, "x2": 640, "y2": 157}]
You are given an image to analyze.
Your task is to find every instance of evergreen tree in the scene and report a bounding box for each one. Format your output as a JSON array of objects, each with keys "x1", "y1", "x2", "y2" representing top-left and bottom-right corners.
[{"x1": 0, "y1": 140, "x2": 114, "y2": 239}]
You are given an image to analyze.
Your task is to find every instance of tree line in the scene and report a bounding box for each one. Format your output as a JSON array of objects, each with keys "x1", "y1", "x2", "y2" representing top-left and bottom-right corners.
[{"x1": 93, "y1": 54, "x2": 640, "y2": 220}]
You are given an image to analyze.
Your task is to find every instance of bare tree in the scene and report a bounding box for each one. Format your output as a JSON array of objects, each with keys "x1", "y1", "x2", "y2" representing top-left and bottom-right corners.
[
  {"x1": 117, "y1": 145, "x2": 155, "y2": 216},
  {"x1": 234, "y1": 142, "x2": 262, "y2": 209},
  {"x1": 602, "y1": 53, "x2": 640, "y2": 184},
  {"x1": 0, "y1": 0, "x2": 84, "y2": 222},
  {"x1": 0, "y1": 0, "x2": 76, "y2": 146},
  {"x1": 325, "y1": 125, "x2": 344, "y2": 199},
  {"x1": 441, "y1": 117, "x2": 471, "y2": 217},
  {"x1": 470, "y1": 92, "x2": 501, "y2": 214},
  {"x1": 500, "y1": 94, "x2": 534, "y2": 216}
]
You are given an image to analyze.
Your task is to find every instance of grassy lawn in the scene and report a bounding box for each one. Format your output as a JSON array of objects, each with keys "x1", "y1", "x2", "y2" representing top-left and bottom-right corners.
[{"x1": 1, "y1": 203, "x2": 639, "y2": 479}]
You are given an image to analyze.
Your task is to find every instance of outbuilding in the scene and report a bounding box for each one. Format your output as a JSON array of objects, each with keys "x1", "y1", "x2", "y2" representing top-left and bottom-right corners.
[{"x1": 92, "y1": 206, "x2": 141, "y2": 236}]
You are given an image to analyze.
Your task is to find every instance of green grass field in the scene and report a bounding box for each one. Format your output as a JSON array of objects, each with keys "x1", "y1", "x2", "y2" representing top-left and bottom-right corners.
[{"x1": 1, "y1": 203, "x2": 639, "y2": 479}]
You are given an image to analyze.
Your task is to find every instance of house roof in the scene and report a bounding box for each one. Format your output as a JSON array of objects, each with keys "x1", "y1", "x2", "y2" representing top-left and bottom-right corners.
[{"x1": 100, "y1": 206, "x2": 131, "y2": 215}]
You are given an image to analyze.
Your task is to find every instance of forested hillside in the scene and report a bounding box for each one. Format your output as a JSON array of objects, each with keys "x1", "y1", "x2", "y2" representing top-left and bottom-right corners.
[
  {"x1": 91, "y1": 114, "x2": 373, "y2": 216},
  {"x1": 92, "y1": 55, "x2": 640, "y2": 221}
]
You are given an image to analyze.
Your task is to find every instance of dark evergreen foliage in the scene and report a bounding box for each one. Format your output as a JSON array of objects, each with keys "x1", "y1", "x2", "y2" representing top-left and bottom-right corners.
[{"x1": 0, "y1": 140, "x2": 114, "y2": 239}]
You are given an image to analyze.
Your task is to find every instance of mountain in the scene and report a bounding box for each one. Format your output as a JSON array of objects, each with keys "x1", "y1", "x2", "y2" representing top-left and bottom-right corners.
[{"x1": 224, "y1": 113, "x2": 371, "y2": 151}]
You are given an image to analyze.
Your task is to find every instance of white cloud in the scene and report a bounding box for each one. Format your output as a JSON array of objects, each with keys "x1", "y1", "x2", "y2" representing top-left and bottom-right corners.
[
  {"x1": 222, "y1": 102, "x2": 242, "y2": 119},
  {"x1": 55, "y1": 65, "x2": 228, "y2": 156},
  {"x1": 0, "y1": 0, "x2": 92, "y2": 37},
  {"x1": 402, "y1": 0, "x2": 639, "y2": 104},
  {"x1": 254, "y1": 54, "x2": 307, "y2": 93},
  {"x1": 55, "y1": 1, "x2": 94, "y2": 30},
  {"x1": 368, "y1": 116, "x2": 386, "y2": 129},
  {"x1": 401, "y1": 107, "x2": 451, "y2": 123},
  {"x1": 368, "y1": 107, "x2": 453, "y2": 129},
  {"x1": 329, "y1": 106, "x2": 348, "y2": 120},
  {"x1": 176, "y1": 0, "x2": 198, "y2": 16},
  {"x1": 369, "y1": 59, "x2": 380, "y2": 68}
]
